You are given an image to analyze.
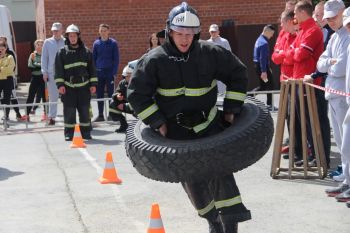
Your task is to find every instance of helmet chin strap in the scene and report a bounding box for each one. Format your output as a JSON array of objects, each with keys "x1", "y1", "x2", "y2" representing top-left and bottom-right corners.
[
  {"x1": 166, "y1": 31, "x2": 193, "y2": 62},
  {"x1": 70, "y1": 42, "x2": 79, "y2": 48},
  {"x1": 65, "y1": 37, "x2": 82, "y2": 47}
]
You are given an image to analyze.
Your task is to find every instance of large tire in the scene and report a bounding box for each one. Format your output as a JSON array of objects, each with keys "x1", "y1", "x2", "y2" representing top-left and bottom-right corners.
[{"x1": 125, "y1": 97, "x2": 274, "y2": 183}]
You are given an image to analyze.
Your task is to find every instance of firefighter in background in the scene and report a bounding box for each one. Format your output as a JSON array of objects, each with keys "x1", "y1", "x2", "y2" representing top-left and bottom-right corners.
[
  {"x1": 109, "y1": 64, "x2": 134, "y2": 133},
  {"x1": 128, "y1": 2, "x2": 250, "y2": 232},
  {"x1": 55, "y1": 24, "x2": 97, "y2": 141}
]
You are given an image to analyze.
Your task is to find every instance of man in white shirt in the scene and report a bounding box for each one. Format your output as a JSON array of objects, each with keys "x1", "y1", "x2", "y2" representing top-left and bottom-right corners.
[
  {"x1": 207, "y1": 24, "x2": 232, "y2": 51},
  {"x1": 207, "y1": 24, "x2": 232, "y2": 94},
  {"x1": 41, "y1": 22, "x2": 65, "y2": 125}
]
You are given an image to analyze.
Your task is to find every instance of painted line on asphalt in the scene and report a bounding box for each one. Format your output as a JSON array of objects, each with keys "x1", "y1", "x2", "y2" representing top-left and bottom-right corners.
[
  {"x1": 78, "y1": 148, "x2": 103, "y2": 173},
  {"x1": 77, "y1": 148, "x2": 145, "y2": 232}
]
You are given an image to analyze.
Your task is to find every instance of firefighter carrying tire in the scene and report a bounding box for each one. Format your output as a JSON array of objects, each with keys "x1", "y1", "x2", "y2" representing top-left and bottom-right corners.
[{"x1": 125, "y1": 97, "x2": 274, "y2": 183}]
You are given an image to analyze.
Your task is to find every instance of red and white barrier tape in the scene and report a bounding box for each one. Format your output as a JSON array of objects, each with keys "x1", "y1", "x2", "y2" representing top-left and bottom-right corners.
[{"x1": 304, "y1": 82, "x2": 350, "y2": 97}]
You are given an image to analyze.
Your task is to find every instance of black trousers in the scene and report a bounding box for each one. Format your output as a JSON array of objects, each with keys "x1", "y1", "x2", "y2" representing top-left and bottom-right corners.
[
  {"x1": 166, "y1": 115, "x2": 251, "y2": 223},
  {"x1": 0, "y1": 78, "x2": 12, "y2": 117},
  {"x1": 61, "y1": 86, "x2": 91, "y2": 137},
  {"x1": 292, "y1": 84, "x2": 330, "y2": 166},
  {"x1": 293, "y1": 84, "x2": 313, "y2": 160},
  {"x1": 315, "y1": 88, "x2": 331, "y2": 166},
  {"x1": 254, "y1": 63, "x2": 274, "y2": 106},
  {"x1": 25, "y1": 75, "x2": 46, "y2": 115},
  {"x1": 110, "y1": 111, "x2": 126, "y2": 120},
  {"x1": 109, "y1": 100, "x2": 127, "y2": 123}
]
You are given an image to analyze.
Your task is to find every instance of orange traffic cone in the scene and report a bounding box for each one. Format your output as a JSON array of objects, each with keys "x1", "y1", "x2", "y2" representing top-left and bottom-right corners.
[
  {"x1": 99, "y1": 151, "x2": 122, "y2": 184},
  {"x1": 70, "y1": 124, "x2": 86, "y2": 148},
  {"x1": 147, "y1": 203, "x2": 165, "y2": 233}
]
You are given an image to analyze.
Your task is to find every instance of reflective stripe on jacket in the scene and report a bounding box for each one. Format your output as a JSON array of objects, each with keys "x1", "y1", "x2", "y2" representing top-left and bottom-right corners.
[
  {"x1": 55, "y1": 44, "x2": 97, "y2": 89},
  {"x1": 127, "y1": 39, "x2": 247, "y2": 130}
]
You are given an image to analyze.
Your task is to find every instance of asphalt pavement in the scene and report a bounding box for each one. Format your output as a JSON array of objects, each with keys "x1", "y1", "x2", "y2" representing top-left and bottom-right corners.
[{"x1": 0, "y1": 83, "x2": 349, "y2": 233}]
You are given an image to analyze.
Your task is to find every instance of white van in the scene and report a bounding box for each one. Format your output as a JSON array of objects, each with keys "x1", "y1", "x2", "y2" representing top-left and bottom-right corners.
[
  {"x1": 0, "y1": 4, "x2": 17, "y2": 79},
  {"x1": 0, "y1": 5, "x2": 16, "y2": 54}
]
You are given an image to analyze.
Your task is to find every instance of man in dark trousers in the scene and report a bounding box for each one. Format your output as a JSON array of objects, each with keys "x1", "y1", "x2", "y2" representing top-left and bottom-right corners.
[
  {"x1": 127, "y1": 2, "x2": 250, "y2": 232},
  {"x1": 92, "y1": 24, "x2": 119, "y2": 122},
  {"x1": 253, "y1": 24, "x2": 276, "y2": 111},
  {"x1": 55, "y1": 24, "x2": 97, "y2": 141},
  {"x1": 303, "y1": 0, "x2": 335, "y2": 168},
  {"x1": 284, "y1": 0, "x2": 324, "y2": 165}
]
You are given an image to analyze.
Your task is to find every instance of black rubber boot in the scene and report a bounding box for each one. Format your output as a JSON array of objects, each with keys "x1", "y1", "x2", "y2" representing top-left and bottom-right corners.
[
  {"x1": 208, "y1": 219, "x2": 223, "y2": 233},
  {"x1": 115, "y1": 117, "x2": 128, "y2": 133},
  {"x1": 222, "y1": 222, "x2": 238, "y2": 233}
]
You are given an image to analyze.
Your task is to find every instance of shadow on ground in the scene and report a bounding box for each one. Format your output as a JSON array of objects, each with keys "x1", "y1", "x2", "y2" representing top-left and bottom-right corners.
[
  {"x1": 86, "y1": 138, "x2": 124, "y2": 146},
  {"x1": 0, "y1": 167, "x2": 24, "y2": 181}
]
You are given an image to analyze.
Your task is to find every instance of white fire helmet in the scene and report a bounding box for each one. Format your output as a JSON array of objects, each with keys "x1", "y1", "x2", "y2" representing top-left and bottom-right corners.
[{"x1": 168, "y1": 2, "x2": 201, "y2": 35}]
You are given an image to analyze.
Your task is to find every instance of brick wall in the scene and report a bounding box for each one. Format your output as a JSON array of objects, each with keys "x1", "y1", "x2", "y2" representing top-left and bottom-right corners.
[{"x1": 42, "y1": 0, "x2": 284, "y2": 75}]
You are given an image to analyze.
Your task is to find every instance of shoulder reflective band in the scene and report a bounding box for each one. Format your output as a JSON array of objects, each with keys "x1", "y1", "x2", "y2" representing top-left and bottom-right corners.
[
  {"x1": 193, "y1": 106, "x2": 217, "y2": 133},
  {"x1": 64, "y1": 62, "x2": 87, "y2": 70},
  {"x1": 64, "y1": 80, "x2": 90, "y2": 88},
  {"x1": 215, "y1": 195, "x2": 242, "y2": 209},
  {"x1": 197, "y1": 200, "x2": 215, "y2": 216},
  {"x1": 225, "y1": 91, "x2": 246, "y2": 102},
  {"x1": 156, "y1": 80, "x2": 217, "y2": 97},
  {"x1": 138, "y1": 103, "x2": 159, "y2": 120},
  {"x1": 109, "y1": 108, "x2": 122, "y2": 114}
]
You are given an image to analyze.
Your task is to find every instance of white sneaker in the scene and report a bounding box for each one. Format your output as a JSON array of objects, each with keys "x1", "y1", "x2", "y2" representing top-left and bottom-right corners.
[{"x1": 333, "y1": 174, "x2": 345, "y2": 182}]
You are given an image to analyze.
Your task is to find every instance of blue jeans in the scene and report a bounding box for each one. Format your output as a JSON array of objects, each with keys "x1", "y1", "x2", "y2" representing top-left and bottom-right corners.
[{"x1": 96, "y1": 68, "x2": 114, "y2": 116}]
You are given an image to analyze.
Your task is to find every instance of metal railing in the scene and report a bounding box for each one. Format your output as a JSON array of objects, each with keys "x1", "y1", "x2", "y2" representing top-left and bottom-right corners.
[
  {"x1": 0, "y1": 97, "x2": 112, "y2": 132},
  {"x1": 0, "y1": 90, "x2": 281, "y2": 132},
  {"x1": 247, "y1": 90, "x2": 281, "y2": 110}
]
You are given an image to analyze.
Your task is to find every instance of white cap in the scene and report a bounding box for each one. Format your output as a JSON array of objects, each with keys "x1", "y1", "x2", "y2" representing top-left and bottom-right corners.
[
  {"x1": 128, "y1": 59, "x2": 138, "y2": 70},
  {"x1": 122, "y1": 65, "x2": 133, "y2": 77},
  {"x1": 209, "y1": 24, "x2": 219, "y2": 32},
  {"x1": 343, "y1": 7, "x2": 350, "y2": 26},
  {"x1": 323, "y1": 0, "x2": 345, "y2": 20},
  {"x1": 51, "y1": 22, "x2": 62, "y2": 31}
]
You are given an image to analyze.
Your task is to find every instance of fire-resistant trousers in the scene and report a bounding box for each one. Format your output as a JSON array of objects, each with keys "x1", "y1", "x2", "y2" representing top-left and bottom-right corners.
[
  {"x1": 61, "y1": 86, "x2": 92, "y2": 137},
  {"x1": 166, "y1": 115, "x2": 251, "y2": 224}
]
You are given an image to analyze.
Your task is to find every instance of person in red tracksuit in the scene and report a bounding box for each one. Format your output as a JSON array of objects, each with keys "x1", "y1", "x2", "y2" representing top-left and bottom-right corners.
[
  {"x1": 272, "y1": 10, "x2": 298, "y2": 156},
  {"x1": 284, "y1": 0, "x2": 324, "y2": 165},
  {"x1": 272, "y1": 10, "x2": 297, "y2": 81}
]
